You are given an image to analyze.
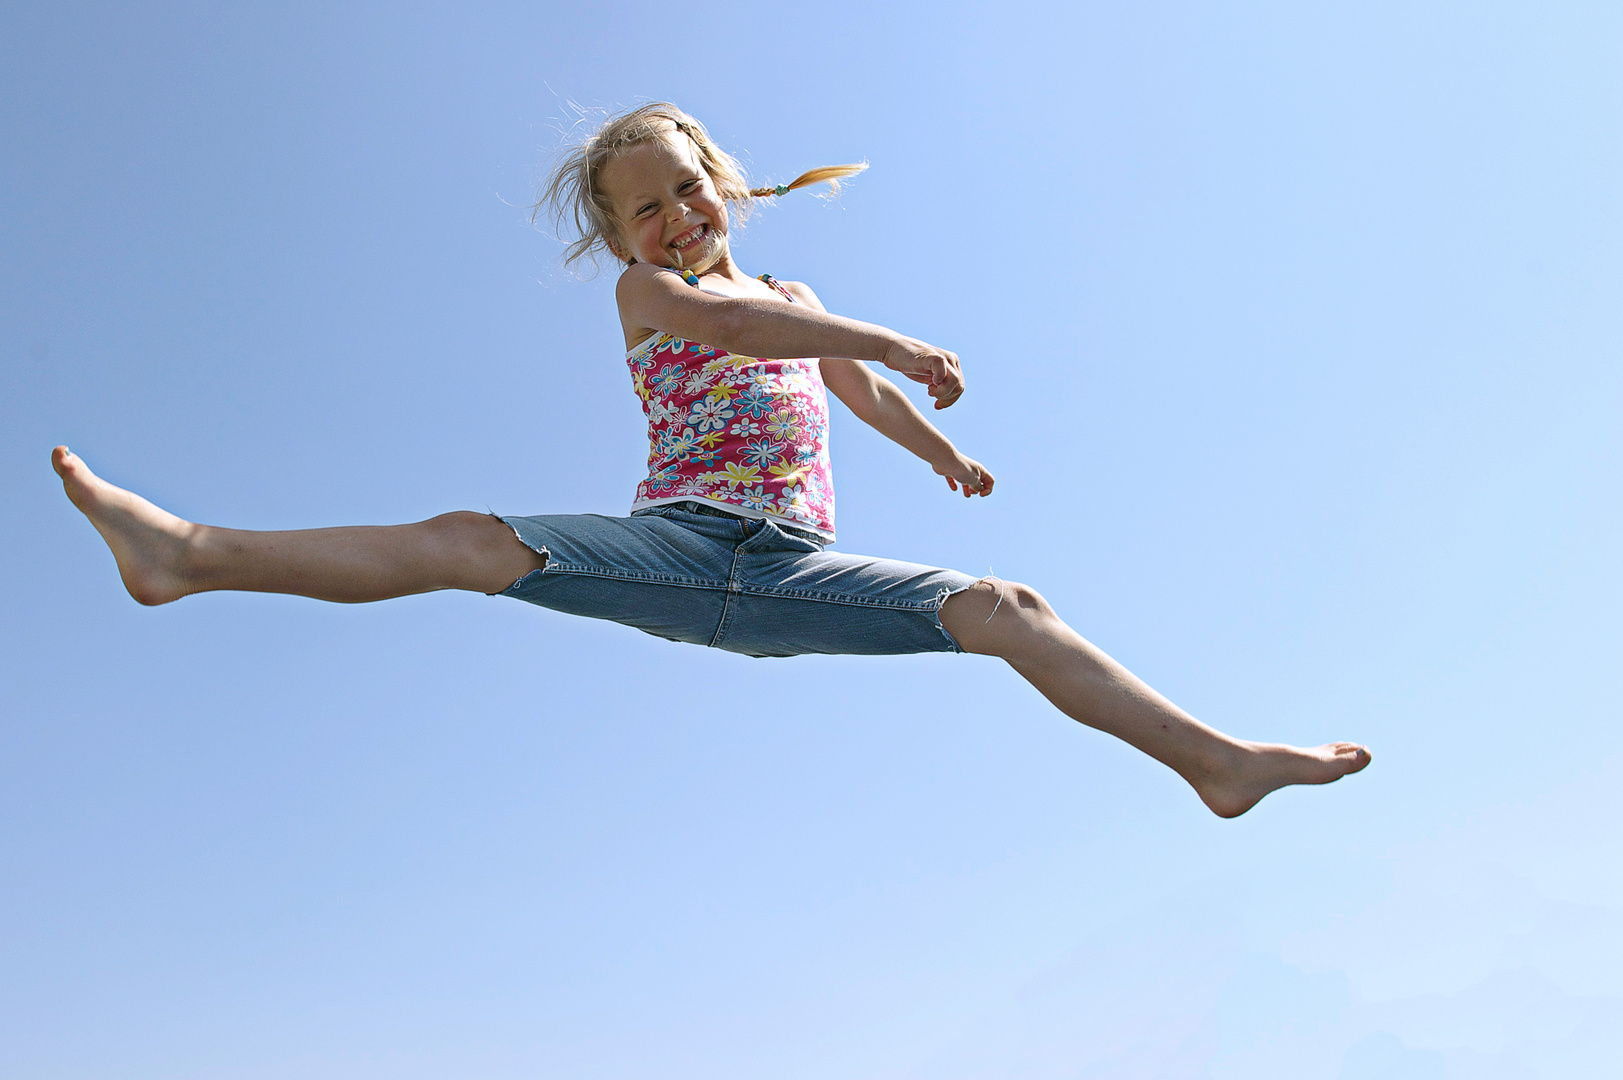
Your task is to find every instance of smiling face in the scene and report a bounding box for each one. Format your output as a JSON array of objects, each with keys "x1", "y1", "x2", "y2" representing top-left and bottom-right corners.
[{"x1": 597, "y1": 128, "x2": 732, "y2": 275}]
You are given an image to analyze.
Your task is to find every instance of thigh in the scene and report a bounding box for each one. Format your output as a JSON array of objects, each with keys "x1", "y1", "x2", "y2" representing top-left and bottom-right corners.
[
  {"x1": 719, "y1": 526, "x2": 980, "y2": 656},
  {"x1": 496, "y1": 512, "x2": 738, "y2": 647}
]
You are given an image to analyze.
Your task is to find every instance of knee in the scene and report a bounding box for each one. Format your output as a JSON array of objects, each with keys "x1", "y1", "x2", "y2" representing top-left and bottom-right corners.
[
  {"x1": 423, "y1": 511, "x2": 523, "y2": 561},
  {"x1": 425, "y1": 510, "x2": 493, "y2": 543},
  {"x1": 997, "y1": 580, "x2": 1056, "y2": 632},
  {"x1": 940, "y1": 577, "x2": 1054, "y2": 654},
  {"x1": 420, "y1": 511, "x2": 545, "y2": 592}
]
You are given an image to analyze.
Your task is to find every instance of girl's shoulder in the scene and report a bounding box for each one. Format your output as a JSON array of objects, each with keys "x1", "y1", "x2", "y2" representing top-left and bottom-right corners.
[
  {"x1": 615, "y1": 265, "x2": 694, "y2": 352},
  {"x1": 773, "y1": 277, "x2": 825, "y2": 311},
  {"x1": 614, "y1": 261, "x2": 683, "y2": 301}
]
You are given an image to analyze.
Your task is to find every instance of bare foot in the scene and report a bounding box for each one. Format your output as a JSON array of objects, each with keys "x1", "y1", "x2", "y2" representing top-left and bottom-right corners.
[
  {"x1": 52, "y1": 446, "x2": 196, "y2": 605},
  {"x1": 1192, "y1": 740, "x2": 1372, "y2": 818}
]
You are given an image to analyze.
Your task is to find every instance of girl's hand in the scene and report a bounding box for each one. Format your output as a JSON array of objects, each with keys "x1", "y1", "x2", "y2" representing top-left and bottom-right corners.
[
  {"x1": 935, "y1": 455, "x2": 995, "y2": 498},
  {"x1": 880, "y1": 336, "x2": 965, "y2": 410}
]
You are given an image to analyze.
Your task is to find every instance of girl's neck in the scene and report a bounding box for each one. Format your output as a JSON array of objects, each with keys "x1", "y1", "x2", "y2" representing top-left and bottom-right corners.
[{"x1": 677, "y1": 248, "x2": 753, "y2": 290}]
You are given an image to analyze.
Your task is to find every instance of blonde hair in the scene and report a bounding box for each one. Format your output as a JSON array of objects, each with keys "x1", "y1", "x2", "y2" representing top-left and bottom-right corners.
[{"x1": 537, "y1": 102, "x2": 867, "y2": 270}]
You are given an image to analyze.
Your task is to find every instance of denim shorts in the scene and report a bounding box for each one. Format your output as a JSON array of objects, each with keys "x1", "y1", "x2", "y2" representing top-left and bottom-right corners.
[{"x1": 496, "y1": 503, "x2": 978, "y2": 658}]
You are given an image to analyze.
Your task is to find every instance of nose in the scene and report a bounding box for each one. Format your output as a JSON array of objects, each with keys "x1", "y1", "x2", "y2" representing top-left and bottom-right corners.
[{"x1": 666, "y1": 201, "x2": 689, "y2": 222}]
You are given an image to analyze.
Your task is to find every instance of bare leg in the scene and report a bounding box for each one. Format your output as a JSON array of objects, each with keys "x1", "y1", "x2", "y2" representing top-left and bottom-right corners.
[
  {"x1": 940, "y1": 579, "x2": 1371, "y2": 818},
  {"x1": 51, "y1": 447, "x2": 544, "y2": 604}
]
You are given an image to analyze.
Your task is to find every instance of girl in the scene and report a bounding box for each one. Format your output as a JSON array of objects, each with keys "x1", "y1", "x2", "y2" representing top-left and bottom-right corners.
[{"x1": 51, "y1": 103, "x2": 1369, "y2": 817}]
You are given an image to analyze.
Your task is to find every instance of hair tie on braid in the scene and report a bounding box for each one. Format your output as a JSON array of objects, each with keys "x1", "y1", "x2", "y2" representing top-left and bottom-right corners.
[{"x1": 748, "y1": 163, "x2": 869, "y2": 200}]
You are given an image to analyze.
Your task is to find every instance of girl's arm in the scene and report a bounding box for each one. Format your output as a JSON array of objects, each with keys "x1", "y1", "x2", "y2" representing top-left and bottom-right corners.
[
  {"x1": 616, "y1": 264, "x2": 965, "y2": 409},
  {"x1": 821, "y1": 356, "x2": 994, "y2": 497},
  {"x1": 781, "y1": 281, "x2": 994, "y2": 499}
]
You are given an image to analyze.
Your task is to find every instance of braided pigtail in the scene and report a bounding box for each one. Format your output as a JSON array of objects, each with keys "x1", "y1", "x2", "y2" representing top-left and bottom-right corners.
[{"x1": 749, "y1": 163, "x2": 868, "y2": 199}]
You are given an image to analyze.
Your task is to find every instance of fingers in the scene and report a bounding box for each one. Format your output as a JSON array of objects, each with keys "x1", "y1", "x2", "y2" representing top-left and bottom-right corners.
[
  {"x1": 887, "y1": 340, "x2": 966, "y2": 404},
  {"x1": 929, "y1": 349, "x2": 964, "y2": 408},
  {"x1": 944, "y1": 467, "x2": 993, "y2": 497}
]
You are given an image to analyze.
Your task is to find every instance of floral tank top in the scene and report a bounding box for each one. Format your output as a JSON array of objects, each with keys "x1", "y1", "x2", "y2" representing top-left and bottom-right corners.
[{"x1": 626, "y1": 272, "x2": 835, "y2": 540}]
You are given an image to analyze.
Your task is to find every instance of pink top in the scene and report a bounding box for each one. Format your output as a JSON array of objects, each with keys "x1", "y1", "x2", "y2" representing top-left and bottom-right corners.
[{"x1": 626, "y1": 273, "x2": 836, "y2": 540}]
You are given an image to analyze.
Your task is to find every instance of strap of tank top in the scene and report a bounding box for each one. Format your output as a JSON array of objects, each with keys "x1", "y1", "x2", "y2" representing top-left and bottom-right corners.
[
  {"x1": 758, "y1": 273, "x2": 796, "y2": 303},
  {"x1": 666, "y1": 266, "x2": 795, "y2": 303}
]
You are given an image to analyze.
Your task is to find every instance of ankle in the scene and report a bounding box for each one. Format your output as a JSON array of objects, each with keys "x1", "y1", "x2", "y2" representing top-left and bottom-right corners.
[
  {"x1": 166, "y1": 521, "x2": 209, "y2": 588},
  {"x1": 1181, "y1": 733, "x2": 1248, "y2": 786}
]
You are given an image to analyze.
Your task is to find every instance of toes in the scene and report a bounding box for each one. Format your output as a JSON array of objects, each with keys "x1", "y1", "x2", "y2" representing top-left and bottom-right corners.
[
  {"x1": 52, "y1": 446, "x2": 90, "y2": 482},
  {"x1": 1331, "y1": 743, "x2": 1372, "y2": 773}
]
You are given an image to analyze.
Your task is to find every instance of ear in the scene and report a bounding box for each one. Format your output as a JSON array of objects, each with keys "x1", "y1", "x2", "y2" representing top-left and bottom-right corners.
[{"x1": 603, "y1": 231, "x2": 630, "y2": 262}]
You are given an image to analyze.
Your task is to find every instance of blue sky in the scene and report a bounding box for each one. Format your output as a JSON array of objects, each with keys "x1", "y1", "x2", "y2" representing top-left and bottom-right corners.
[{"x1": 2, "y1": 2, "x2": 1619, "y2": 1077}]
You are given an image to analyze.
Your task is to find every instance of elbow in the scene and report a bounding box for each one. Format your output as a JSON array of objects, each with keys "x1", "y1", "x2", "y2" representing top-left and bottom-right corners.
[
  {"x1": 847, "y1": 388, "x2": 889, "y2": 425},
  {"x1": 868, "y1": 380, "x2": 906, "y2": 420}
]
